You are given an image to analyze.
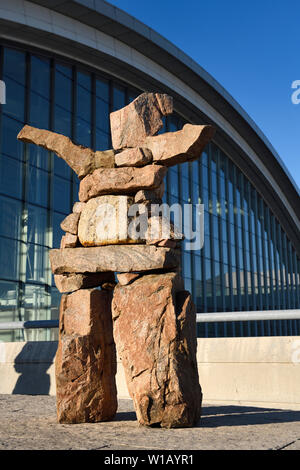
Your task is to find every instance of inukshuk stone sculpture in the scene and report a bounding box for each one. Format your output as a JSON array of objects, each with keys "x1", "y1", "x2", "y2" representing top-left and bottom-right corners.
[{"x1": 17, "y1": 92, "x2": 215, "y2": 428}]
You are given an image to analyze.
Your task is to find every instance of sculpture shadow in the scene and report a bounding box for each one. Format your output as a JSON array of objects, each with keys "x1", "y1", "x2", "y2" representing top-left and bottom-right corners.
[
  {"x1": 114, "y1": 410, "x2": 137, "y2": 422},
  {"x1": 198, "y1": 405, "x2": 300, "y2": 428},
  {"x1": 12, "y1": 342, "x2": 57, "y2": 395}
]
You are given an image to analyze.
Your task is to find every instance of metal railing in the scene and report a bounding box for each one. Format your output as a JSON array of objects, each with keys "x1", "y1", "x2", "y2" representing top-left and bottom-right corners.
[
  {"x1": 196, "y1": 309, "x2": 300, "y2": 323},
  {"x1": 0, "y1": 310, "x2": 299, "y2": 329},
  {"x1": 0, "y1": 320, "x2": 59, "y2": 330}
]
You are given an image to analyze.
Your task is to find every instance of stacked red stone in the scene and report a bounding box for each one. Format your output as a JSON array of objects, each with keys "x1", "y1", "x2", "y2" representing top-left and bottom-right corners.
[{"x1": 17, "y1": 93, "x2": 215, "y2": 428}]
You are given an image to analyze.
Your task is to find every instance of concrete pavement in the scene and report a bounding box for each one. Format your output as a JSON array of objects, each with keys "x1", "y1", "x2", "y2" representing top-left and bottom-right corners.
[{"x1": 0, "y1": 395, "x2": 300, "y2": 450}]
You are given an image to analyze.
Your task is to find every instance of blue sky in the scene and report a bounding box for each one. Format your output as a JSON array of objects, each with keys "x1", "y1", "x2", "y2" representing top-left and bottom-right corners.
[{"x1": 108, "y1": 0, "x2": 300, "y2": 189}]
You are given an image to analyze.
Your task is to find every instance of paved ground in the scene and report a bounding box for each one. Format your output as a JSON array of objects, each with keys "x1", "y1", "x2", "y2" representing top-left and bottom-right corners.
[{"x1": 0, "y1": 395, "x2": 300, "y2": 450}]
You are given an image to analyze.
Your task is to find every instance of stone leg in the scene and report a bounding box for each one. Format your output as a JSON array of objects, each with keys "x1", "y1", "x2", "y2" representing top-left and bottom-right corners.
[
  {"x1": 55, "y1": 288, "x2": 117, "y2": 423},
  {"x1": 112, "y1": 272, "x2": 202, "y2": 428}
]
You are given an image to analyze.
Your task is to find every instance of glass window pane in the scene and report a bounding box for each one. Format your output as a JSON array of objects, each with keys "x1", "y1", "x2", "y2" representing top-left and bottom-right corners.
[
  {"x1": 54, "y1": 154, "x2": 71, "y2": 179},
  {"x1": 25, "y1": 243, "x2": 49, "y2": 283},
  {"x1": 53, "y1": 176, "x2": 71, "y2": 214},
  {"x1": 181, "y1": 176, "x2": 190, "y2": 202},
  {"x1": 3, "y1": 47, "x2": 26, "y2": 123},
  {"x1": 183, "y1": 251, "x2": 192, "y2": 278},
  {"x1": 27, "y1": 166, "x2": 49, "y2": 207},
  {"x1": 0, "y1": 154, "x2": 22, "y2": 199},
  {"x1": 3, "y1": 77, "x2": 25, "y2": 122},
  {"x1": 0, "y1": 280, "x2": 19, "y2": 323},
  {"x1": 1, "y1": 115, "x2": 24, "y2": 160},
  {"x1": 0, "y1": 236, "x2": 20, "y2": 280},
  {"x1": 51, "y1": 285, "x2": 61, "y2": 321},
  {"x1": 30, "y1": 92, "x2": 50, "y2": 129},
  {"x1": 53, "y1": 212, "x2": 66, "y2": 248},
  {"x1": 54, "y1": 107, "x2": 72, "y2": 138},
  {"x1": 113, "y1": 85, "x2": 126, "y2": 111},
  {"x1": 0, "y1": 195, "x2": 22, "y2": 240},
  {"x1": 95, "y1": 129, "x2": 109, "y2": 150},
  {"x1": 169, "y1": 168, "x2": 179, "y2": 197},
  {"x1": 29, "y1": 145, "x2": 49, "y2": 171},
  {"x1": 3, "y1": 48, "x2": 26, "y2": 85},
  {"x1": 96, "y1": 95, "x2": 110, "y2": 133},
  {"x1": 96, "y1": 77, "x2": 109, "y2": 101},
  {"x1": 55, "y1": 63, "x2": 73, "y2": 111},
  {"x1": 128, "y1": 89, "x2": 139, "y2": 103},
  {"x1": 26, "y1": 205, "x2": 49, "y2": 247},
  {"x1": 76, "y1": 118, "x2": 92, "y2": 148},
  {"x1": 31, "y1": 56, "x2": 50, "y2": 97},
  {"x1": 77, "y1": 71, "x2": 91, "y2": 122},
  {"x1": 24, "y1": 284, "x2": 50, "y2": 322}
]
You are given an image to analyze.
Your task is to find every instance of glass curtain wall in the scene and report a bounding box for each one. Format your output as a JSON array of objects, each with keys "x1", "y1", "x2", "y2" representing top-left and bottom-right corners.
[{"x1": 0, "y1": 44, "x2": 299, "y2": 341}]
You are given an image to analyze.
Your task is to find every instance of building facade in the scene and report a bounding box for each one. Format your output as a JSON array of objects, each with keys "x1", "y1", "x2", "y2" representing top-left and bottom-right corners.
[{"x1": 0, "y1": 0, "x2": 299, "y2": 343}]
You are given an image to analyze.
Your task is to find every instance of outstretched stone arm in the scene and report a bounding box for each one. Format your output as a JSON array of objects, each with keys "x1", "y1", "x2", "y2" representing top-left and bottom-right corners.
[{"x1": 17, "y1": 125, "x2": 115, "y2": 178}]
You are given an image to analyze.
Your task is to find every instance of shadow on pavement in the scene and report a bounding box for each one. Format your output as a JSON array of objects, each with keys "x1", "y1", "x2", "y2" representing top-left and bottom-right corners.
[
  {"x1": 199, "y1": 405, "x2": 300, "y2": 428},
  {"x1": 114, "y1": 411, "x2": 137, "y2": 422}
]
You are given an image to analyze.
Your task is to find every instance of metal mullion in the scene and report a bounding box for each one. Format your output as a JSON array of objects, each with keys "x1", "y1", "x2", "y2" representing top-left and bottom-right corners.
[
  {"x1": 18, "y1": 51, "x2": 31, "y2": 341},
  {"x1": 253, "y1": 191, "x2": 264, "y2": 335},
  {"x1": 224, "y1": 157, "x2": 235, "y2": 336},
  {"x1": 288, "y1": 241, "x2": 295, "y2": 310},
  {"x1": 247, "y1": 183, "x2": 257, "y2": 334},
  {"x1": 293, "y1": 250, "x2": 300, "y2": 308},
  {"x1": 277, "y1": 224, "x2": 287, "y2": 334},
  {"x1": 71, "y1": 65, "x2": 77, "y2": 206},
  {"x1": 265, "y1": 207, "x2": 274, "y2": 333},
  {"x1": 259, "y1": 200, "x2": 270, "y2": 335},
  {"x1": 108, "y1": 79, "x2": 113, "y2": 148},
  {"x1": 232, "y1": 167, "x2": 243, "y2": 337},
  {"x1": 188, "y1": 160, "x2": 197, "y2": 312},
  {"x1": 271, "y1": 215, "x2": 282, "y2": 335},
  {"x1": 283, "y1": 233, "x2": 293, "y2": 334},
  {"x1": 91, "y1": 73, "x2": 96, "y2": 151},
  {"x1": 199, "y1": 158, "x2": 208, "y2": 336},
  {"x1": 287, "y1": 240, "x2": 295, "y2": 334},
  {"x1": 216, "y1": 149, "x2": 226, "y2": 335},
  {"x1": 43, "y1": 57, "x2": 55, "y2": 341},
  {"x1": 208, "y1": 145, "x2": 217, "y2": 336},
  {"x1": 240, "y1": 175, "x2": 251, "y2": 336},
  {"x1": 282, "y1": 233, "x2": 291, "y2": 312},
  {"x1": 266, "y1": 208, "x2": 275, "y2": 312}
]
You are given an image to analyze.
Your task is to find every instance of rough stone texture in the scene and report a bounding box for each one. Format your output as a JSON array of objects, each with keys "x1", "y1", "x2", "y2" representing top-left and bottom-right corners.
[
  {"x1": 72, "y1": 202, "x2": 86, "y2": 214},
  {"x1": 60, "y1": 233, "x2": 78, "y2": 249},
  {"x1": 110, "y1": 93, "x2": 173, "y2": 149},
  {"x1": 54, "y1": 272, "x2": 115, "y2": 293},
  {"x1": 60, "y1": 213, "x2": 80, "y2": 235},
  {"x1": 112, "y1": 272, "x2": 202, "y2": 428},
  {"x1": 55, "y1": 289, "x2": 117, "y2": 423},
  {"x1": 79, "y1": 165, "x2": 167, "y2": 202},
  {"x1": 144, "y1": 123, "x2": 215, "y2": 166},
  {"x1": 144, "y1": 216, "x2": 184, "y2": 245},
  {"x1": 49, "y1": 245, "x2": 180, "y2": 274},
  {"x1": 116, "y1": 272, "x2": 140, "y2": 286},
  {"x1": 115, "y1": 147, "x2": 152, "y2": 167},
  {"x1": 134, "y1": 189, "x2": 162, "y2": 204},
  {"x1": 155, "y1": 181, "x2": 165, "y2": 199},
  {"x1": 17, "y1": 125, "x2": 115, "y2": 178},
  {"x1": 78, "y1": 195, "x2": 135, "y2": 246}
]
